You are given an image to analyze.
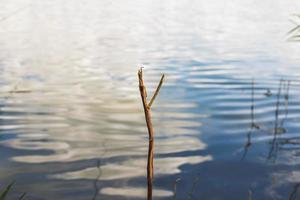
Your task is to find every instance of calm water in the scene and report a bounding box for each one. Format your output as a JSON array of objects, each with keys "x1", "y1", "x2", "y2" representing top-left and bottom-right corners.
[{"x1": 1, "y1": 0, "x2": 300, "y2": 199}]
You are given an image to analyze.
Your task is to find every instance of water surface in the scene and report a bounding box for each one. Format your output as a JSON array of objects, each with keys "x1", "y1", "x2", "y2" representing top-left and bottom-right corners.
[{"x1": 1, "y1": 0, "x2": 300, "y2": 199}]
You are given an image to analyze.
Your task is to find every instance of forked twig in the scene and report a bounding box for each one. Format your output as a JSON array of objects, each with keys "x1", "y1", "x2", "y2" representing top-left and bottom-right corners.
[{"x1": 138, "y1": 68, "x2": 165, "y2": 200}]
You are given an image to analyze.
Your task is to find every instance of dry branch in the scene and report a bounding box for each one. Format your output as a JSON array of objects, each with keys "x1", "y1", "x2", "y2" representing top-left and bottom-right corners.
[{"x1": 138, "y1": 68, "x2": 164, "y2": 200}]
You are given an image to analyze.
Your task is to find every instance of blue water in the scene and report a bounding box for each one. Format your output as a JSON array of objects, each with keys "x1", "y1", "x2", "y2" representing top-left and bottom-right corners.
[{"x1": 0, "y1": 0, "x2": 300, "y2": 199}]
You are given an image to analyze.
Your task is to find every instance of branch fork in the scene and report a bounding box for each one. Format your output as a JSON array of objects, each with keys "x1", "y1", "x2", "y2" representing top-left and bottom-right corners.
[{"x1": 138, "y1": 67, "x2": 165, "y2": 200}]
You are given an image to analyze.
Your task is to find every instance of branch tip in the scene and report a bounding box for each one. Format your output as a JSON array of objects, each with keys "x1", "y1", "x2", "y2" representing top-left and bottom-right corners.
[{"x1": 148, "y1": 74, "x2": 165, "y2": 108}]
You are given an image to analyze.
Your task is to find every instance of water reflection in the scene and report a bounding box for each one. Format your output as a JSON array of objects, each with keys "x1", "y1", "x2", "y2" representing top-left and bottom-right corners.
[
  {"x1": 91, "y1": 160, "x2": 102, "y2": 200},
  {"x1": 0, "y1": 80, "x2": 210, "y2": 199},
  {"x1": 241, "y1": 79, "x2": 259, "y2": 160},
  {"x1": 100, "y1": 187, "x2": 173, "y2": 199},
  {"x1": 289, "y1": 183, "x2": 300, "y2": 200},
  {"x1": 239, "y1": 79, "x2": 297, "y2": 162},
  {"x1": 0, "y1": 0, "x2": 300, "y2": 200},
  {"x1": 268, "y1": 80, "x2": 291, "y2": 162}
]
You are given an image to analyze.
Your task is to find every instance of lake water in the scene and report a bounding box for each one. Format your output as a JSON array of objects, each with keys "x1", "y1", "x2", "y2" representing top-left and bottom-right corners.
[{"x1": 1, "y1": 0, "x2": 300, "y2": 199}]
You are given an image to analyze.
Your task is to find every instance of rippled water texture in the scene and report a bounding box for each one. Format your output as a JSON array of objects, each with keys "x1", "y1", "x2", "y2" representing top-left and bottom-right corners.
[{"x1": 1, "y1": 0, "x2": 300, "y2": 199}]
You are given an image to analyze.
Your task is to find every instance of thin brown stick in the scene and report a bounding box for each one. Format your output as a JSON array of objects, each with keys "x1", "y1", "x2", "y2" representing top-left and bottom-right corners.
[
  {"x1": 138, "y1": 68, "x2": 164, "y2": 200},
  {"x1": 138, "y1": 69, "x2": 155, "y2": 140},
  {"x1": 148, "y1": 74, "x2": 165, "y2": 108},
  {"x1": 147, "y1": 139, "x2": 154, "y2": 199}
]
